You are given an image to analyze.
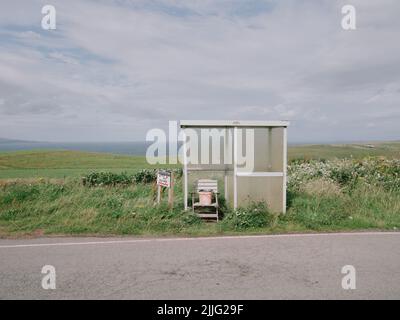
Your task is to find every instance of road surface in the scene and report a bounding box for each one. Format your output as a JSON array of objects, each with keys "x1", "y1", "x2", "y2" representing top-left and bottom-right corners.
[{"x1": 0, "y1": 232, "x2": 399, "y2": 299}]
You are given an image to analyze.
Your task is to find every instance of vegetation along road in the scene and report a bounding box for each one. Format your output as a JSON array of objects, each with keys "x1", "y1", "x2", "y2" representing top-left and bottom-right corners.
[{"x1": 0, "y1": 141, "x2": 399, "y2": 237}]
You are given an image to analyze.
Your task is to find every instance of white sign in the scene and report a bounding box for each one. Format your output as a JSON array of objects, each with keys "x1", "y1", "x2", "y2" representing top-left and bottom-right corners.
[{"x1": 157, "y1": 170, "x2": 171, "y2": 188}]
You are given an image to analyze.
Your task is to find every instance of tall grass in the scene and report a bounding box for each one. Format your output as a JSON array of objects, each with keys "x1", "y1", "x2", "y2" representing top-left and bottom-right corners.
[
  {"x1": 0, "y1": 180, "x2": 201, "y2": 235},
  {"x1": 0, "y1": 157, "x2": 399, "y2": 237}
]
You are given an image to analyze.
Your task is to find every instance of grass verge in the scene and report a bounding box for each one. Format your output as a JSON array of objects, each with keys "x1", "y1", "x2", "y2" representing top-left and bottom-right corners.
[{"x1": 0, "y1": 176, "x2": 398, "y2": 238}]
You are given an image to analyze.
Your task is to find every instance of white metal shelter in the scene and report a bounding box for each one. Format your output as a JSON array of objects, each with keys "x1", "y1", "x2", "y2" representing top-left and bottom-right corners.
[{"x1": 180, "y1": 120, "x2": 289, "y2": 213}]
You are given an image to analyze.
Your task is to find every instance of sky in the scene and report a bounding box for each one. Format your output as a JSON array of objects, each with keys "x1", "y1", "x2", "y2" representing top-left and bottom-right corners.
[{"x1": 0, "y1": 0, "x2": 399, "y2": 143}]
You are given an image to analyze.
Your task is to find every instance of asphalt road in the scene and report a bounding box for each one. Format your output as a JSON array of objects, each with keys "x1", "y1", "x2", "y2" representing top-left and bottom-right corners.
[{"x1": 0, "y1": 232, "x2": 399, "y2": 299}]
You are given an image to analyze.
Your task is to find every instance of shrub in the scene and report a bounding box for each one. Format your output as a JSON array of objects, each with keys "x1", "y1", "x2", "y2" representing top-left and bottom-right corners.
[
  {"x1": 133, "y1": 170, "x2": 157, "y2": 184},
  {"x1": 288, "y1": 157, "x2": 400, "y2": 193},
  {"x1": 82, "y1": 172, "x2": 133, "y2": 187},
  {"x1": 301, "y1": 178, "x2": 342, "y2": 197},
  {"x1": 82, "y1": 169, "x2": 182, "y2": 187},
  {"x1": 222, "y1": 202, "x2": 274, "y2": 230}
]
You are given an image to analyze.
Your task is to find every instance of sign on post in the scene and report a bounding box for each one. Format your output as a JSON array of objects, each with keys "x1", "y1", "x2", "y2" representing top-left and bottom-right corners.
[
  {"x1": 157, "y1": 170, "x2": 171, "y2": 188},
  {"x1": 156, "y1": 170, "x2": 174, "y2": 208}
]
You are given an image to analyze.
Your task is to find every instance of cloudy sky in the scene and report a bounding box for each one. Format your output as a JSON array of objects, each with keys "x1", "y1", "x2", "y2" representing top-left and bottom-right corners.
[{"x1": 0, "y1": 0, "x2": 399, "y2": 142}]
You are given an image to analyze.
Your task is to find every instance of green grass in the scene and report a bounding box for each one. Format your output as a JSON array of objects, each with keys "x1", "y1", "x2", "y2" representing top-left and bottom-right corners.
[
  {"x1": 284, "y1": 185, "x2": 400, "y2": 231},
  {"x1": 0, "y1": 178, "x2": 398, "y2": 237},
  {"x1": 0, "y1": 142, "x2": 399, "y2": 237},
  {"x1": 0, "y1": 149, "x2": 154, "y2": 169},
  {"x1": 288, "y1": 141, "x2": 400, "y2": 161},
  {"x1": 0, "y1": 150, "x2": 177, "y2": 179}
]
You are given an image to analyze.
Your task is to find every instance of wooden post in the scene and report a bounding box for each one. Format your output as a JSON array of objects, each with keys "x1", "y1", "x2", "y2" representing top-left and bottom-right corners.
[
  {"x1": 168, "y1": 172, "x2": 174, "y2": 209},
  {"x1": 152, "y1": 180, "x2": 158, "y2": 202},
  {"x1": 157, "y1": 184, "x2": 161, "y2": 204}
]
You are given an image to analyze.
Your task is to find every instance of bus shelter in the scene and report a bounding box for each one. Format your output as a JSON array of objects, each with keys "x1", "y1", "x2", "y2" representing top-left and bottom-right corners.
[{"x1": 180, "y1": 120, "x2": 289, "y2": 213}]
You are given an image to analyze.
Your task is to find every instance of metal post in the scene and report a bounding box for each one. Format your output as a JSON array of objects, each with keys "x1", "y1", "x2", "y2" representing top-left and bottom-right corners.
[
  {"x1": 224, "y1": 127, "x2": 229, "y2": 202},
  {"x1": 183, "y1": 130, "x2": 188, "y2": 210},
  {"x1": 233, "y1": 126, "x2": 238, "y2": 209},
  {"x1": 283, "y1": 127, "x2": 287, "y2": 213},
  {"x1": 268, "y1": 127, "x2": 272, "y2": 170}
]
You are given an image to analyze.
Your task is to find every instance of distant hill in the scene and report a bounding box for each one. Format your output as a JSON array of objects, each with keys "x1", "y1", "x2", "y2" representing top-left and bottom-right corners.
[{"x1": 0, "y1": 138, "x2": 37, "y2": 144}]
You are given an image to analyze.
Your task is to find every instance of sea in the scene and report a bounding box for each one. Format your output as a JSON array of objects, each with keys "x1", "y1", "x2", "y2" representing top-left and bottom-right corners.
[{"x1": 0, "y1": 141, "x2": 150, "y2": 155}]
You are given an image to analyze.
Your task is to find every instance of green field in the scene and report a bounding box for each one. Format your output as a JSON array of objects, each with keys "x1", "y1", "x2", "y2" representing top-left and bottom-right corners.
[
  {"x1": 0, "y1": 142, "x2": 399, "y2": 237},
  {"x1": 0, "y1": 150, "x2": 177, "y2": 179},
  {"x1": 288, "y1": 141, "x2": 400, "y2": 161},
  {"x1": 0, "y1": 141, "x2": 399, "y2": 179}
]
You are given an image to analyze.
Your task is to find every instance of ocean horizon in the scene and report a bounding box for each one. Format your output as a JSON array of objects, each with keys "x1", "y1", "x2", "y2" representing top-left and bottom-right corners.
[
  {"x1": 0, "y1": 141, "x2": 151, "y2": 155},
  {"x1": 0, "y1": 139, "x2": 397, "y2": 156}
]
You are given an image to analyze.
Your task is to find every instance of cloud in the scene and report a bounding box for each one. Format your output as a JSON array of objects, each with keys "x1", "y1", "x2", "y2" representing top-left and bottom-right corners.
[{"x1": 0, "y1": 0, "x2": 399, "y2": 141}]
